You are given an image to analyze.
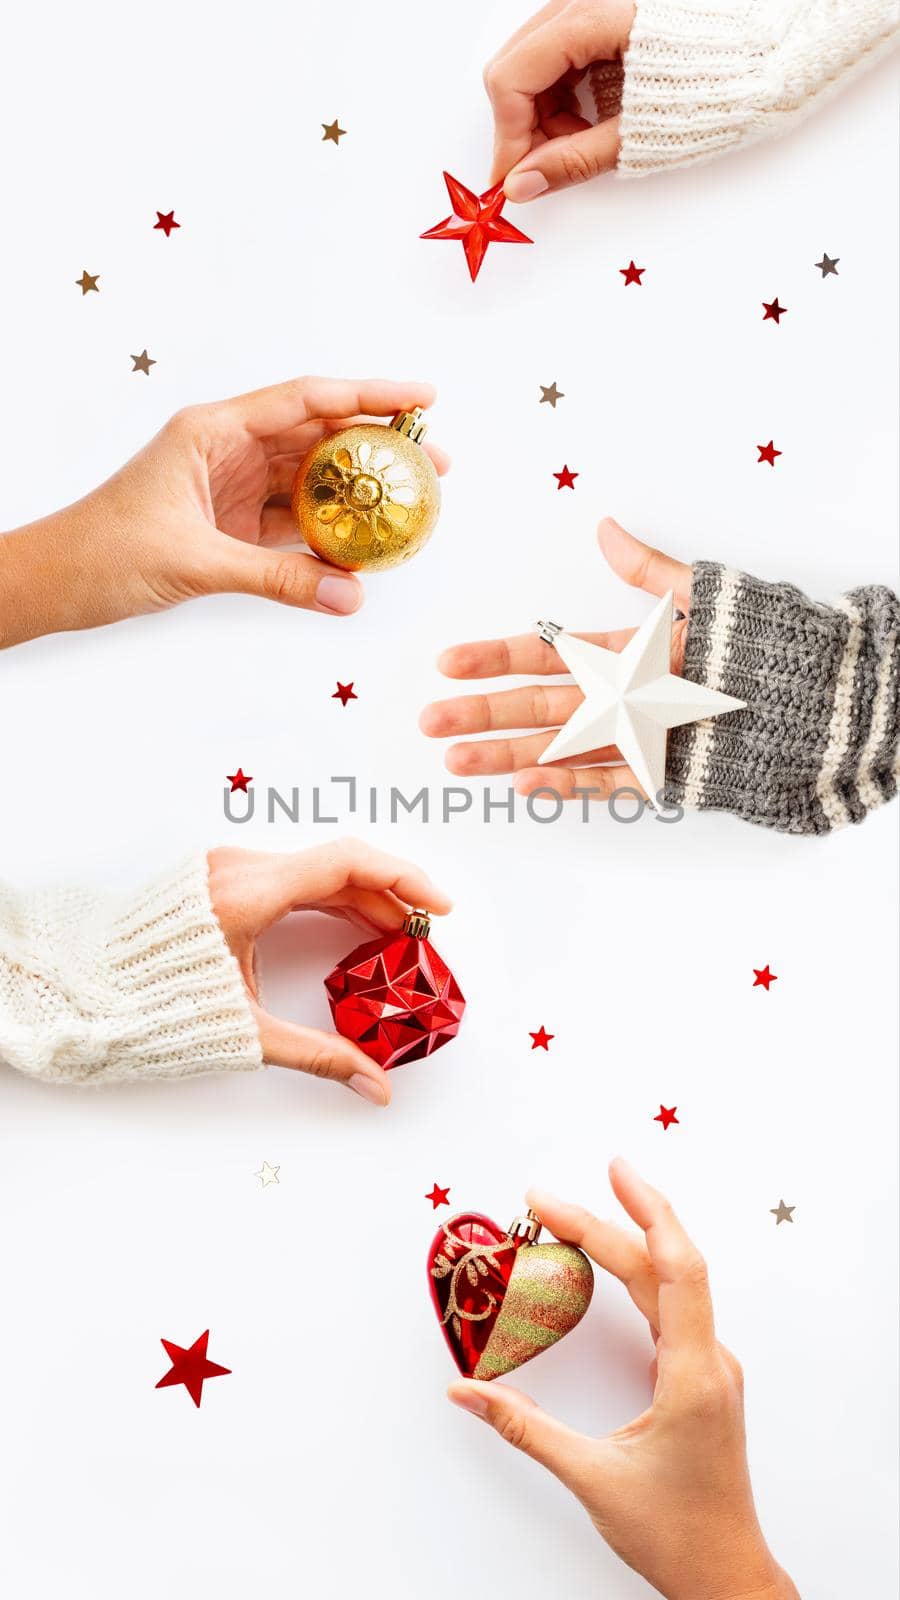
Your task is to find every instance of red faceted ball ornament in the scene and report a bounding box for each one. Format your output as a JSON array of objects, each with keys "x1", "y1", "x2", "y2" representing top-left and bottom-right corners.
[{"x1": 325, "y1": 910, "x2": 465, "y2": 1071}]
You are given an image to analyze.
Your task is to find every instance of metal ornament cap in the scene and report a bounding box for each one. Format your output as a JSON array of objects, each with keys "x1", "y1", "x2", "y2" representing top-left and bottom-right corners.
[
  {"x1": 291, "y1": 417, "x2": 441, "y2": 572},
  {"x1": 428, "y1": 1209, "x2": 594, "y2": 1379}
]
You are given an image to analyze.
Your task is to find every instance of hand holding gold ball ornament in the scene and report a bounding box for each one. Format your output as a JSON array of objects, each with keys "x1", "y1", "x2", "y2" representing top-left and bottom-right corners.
[{"x1": 291, "y1": 409, "x2": 441, "y2": 572}]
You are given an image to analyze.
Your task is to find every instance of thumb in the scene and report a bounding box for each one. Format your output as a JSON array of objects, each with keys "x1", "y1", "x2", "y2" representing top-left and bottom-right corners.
[
  {"x1": 216, "y1": 542, "x2": 364, "y2": 616},
  {"x1": 597, "y1": 516, "x2": 693, "y2": 614},
  {"x1": 448, "y1": 1380, "x2": 594, "y2": 1492},
  {"x1": 252, "y1": 1009, "x2": 391, "y2": 1106},
  {"x1": 504, "y1": 119, "x2": 620, "y2": 202}
]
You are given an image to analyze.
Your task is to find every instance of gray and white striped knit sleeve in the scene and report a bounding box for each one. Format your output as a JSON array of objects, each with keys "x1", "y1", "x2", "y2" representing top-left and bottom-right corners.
[{"x1": 664, "y1": 562, "x2": 900, "y2": 835}]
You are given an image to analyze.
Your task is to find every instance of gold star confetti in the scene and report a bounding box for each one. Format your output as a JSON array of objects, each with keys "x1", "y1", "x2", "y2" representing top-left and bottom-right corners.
[
  {"x1": 322, "y1": 119, "x2": 346, "y2": 144},
  {"x1": 76, "y1": 270, "x2": 100, "y2": 295},
  {"x1": 540, "y1": 381, "x2": 564, "y2": 407},
  {"x1": 770, "y1": 1199, "x2": 795, "y2": 1225},
  {"x1": 131, "y1": 349, "x2": 156, "y2": 375},
  {"x1": 256, "y1": 1161, "x2": 280, "y2": 1188}
]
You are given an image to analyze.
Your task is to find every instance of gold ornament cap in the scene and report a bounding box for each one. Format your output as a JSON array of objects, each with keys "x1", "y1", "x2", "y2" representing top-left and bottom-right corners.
[
  {"x1": 390, "y1": 407, "x2": 428, "y2": 445},
  {"x1": 508, "y1": 1209, "x2": 542, "y2": 1245},
  {"x1": 403, "y1": 908, "x2": 432, "y2": 939}
]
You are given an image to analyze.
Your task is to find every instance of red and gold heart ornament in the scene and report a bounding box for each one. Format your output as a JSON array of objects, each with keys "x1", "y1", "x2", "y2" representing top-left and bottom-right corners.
[{"x1": 428, "y1": 1209, "x2": 593, "y2": 1380}]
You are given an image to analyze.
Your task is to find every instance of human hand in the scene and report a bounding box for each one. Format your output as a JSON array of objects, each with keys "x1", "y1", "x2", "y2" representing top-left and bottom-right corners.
[
  {"x1": 420, "y1": 517, "x2": 690, "y2": 803},
  {"x1": 448, "y1": 1159, "x2": 799, "y2": 1600},
  {"x1": 484, "y1": 1, "x2": 635, "y2": 201},
  {"x1": 0, "y1": 377, "x2": 449, "y2": 649},
  {"x1": 207, "y1": 839, "x2": 452, "y2": 1106}
]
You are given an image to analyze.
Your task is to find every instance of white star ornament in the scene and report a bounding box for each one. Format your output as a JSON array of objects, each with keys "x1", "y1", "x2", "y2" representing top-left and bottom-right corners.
[{"x1": 537, "y1": 591, "x2": 745, "y2": 799}]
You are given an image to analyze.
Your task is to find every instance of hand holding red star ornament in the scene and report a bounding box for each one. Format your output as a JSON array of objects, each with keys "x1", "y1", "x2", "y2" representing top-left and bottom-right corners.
[
  {"x1": 421, "y1": 172, "x2": 532, "y2": 282},
  {"x1": 325, "y1": 908, "x2": 464, "y2": 1070},
  {"x1": 155, "y1": 1330, "x2": 230, "y2": 1407}
]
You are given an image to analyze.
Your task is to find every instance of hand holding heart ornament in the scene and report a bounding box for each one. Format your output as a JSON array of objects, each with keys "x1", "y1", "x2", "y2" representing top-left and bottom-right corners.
[{"x1": 428, "y1": 1209, "x2": 593, "y2": 1379}]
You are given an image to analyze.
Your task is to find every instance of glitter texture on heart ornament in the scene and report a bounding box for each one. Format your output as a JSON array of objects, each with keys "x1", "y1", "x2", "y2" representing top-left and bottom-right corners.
[
  {"x1": 325, "y1": 909, "x2": 465, "y2": 1071},
  {"x1": 428, "y1": 1209, "x2": 593, "y2": 1379}
]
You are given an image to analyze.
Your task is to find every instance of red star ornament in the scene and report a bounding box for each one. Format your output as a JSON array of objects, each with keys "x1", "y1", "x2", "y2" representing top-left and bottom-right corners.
[
  {"x1": 654, "y1": 1104, "x2": 679, "y2": 1130},
  {"x1": 757, "y1": 440, "x2": 782, "y2": 466},
  {"x1": 333, "y1": 682, "x2": 357, "y2": 706},
  {"x1": 753, "y1": 965, "x2": 778, "y2": 990},
  {"x1": 421, "y1": 172, "x2": 532, "y2": 283},
  {"x1": 553, "y1": 465, "x2": 578, "y2": 490},
  {"x1": 620, "y1": 260, "x2": 645, "y2": 285},
  {"x1": 426, "y1": 1183, "x2": 451, "y2": 1209},
  {"x1": 529, "y1": 1026, "x2": 554, "y2": 1050},
  {"x1": 154, "y1": 210, "x2": 180, "y2": 236},
  {"x1": 155, "y1": 1330, "x2": 231, "y2": 1407},
  {"x1": 227, "y1": 768, "x2": 252, "y2": 793}
]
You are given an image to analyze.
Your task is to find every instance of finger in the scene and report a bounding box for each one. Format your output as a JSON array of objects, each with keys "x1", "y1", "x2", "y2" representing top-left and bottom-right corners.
[
  {"x1": 253, "y1": 1011, "x2": 390, "y2": 1106},
  {"x1": 445, "y1": 732, "x2": 622, "y2": 779},
  {"x1": 255, "y1": 838, "x2": 452, "y2": 925},
  {"x1": 609, "y1": 1158, "x2": 716, "y2": 1356},
  {"x1": 488, "y1": 0, "x2": 570, "y2": 62},
  {"x1": 448, "y1": 1381, "x2": 595, "y2": 1493},
  {"x1": 436, "y1": 629, "x2": 636, "y2": 680},
  {"x1": 598, "y1": 517, "x2": 692, "y2": 613},
  {"x1": 420, "y1": 683, "x2": 582, "y2": 739},
  {"x1": 504, "y1": 117, "x2": 620, "y2": 202},
  {"x1": 258, "y1": 505, "x2": 301, "y2": 547},
  {"x1": 228, "y1": 377, "x2": 437, "y2": 443},
  {"x1": 526, "y1": 1187, "x2": 660, "y2": 1332},
  {"x1": 214, "y1": 543, "x2": 364, "y2": 615},
  {"x1": 514, "y1": 763, "x2": 645, "y2": 801}
]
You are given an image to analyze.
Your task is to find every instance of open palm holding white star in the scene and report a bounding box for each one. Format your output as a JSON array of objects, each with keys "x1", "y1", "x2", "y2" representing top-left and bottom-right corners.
[{"x1": 421, "y1": 518, "x2": 745, "y2": 803}]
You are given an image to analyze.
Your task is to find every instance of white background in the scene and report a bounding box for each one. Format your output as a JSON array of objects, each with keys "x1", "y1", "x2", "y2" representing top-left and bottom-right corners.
[{"x1": 0, "y1": 3, "x2": 897, "y2": 1596}]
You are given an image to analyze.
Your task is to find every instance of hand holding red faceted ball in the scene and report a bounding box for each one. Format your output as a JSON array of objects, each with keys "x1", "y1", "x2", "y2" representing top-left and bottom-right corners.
[{"x1": 207, "y1": 841, "x2": 453, "y2": 1106}]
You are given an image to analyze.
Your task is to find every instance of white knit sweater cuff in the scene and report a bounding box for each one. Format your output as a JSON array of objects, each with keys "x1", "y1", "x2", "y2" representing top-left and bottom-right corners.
[
  {"x1": 100, "y1": 855, "x2": 263, "y2": 1084},
  {"x1": 616, "y1": 0, "x2": 900, "y2": 177}
]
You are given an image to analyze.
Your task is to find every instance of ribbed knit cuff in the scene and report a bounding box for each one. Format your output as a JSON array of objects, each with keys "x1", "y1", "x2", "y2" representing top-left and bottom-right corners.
[
  {"x1": 101, "y1": 855, "x2": 263, "y2": 1083},
  {"x1": 664, "y1": 562, "x2": 900, "y2": 834},
  {"x1": 611, "y1": 0, "x2": 900, "y2": 178}
]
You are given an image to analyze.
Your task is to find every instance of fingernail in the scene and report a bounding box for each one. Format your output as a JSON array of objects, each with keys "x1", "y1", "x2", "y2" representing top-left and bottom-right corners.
[
  {"x1": 316, "y1": 575, "x2": 362, "y2": 614},
  {"x1": 448, "y1": 1385, "x2": 488, "y2": 1418},
  {"x1": 349, "y1": 1073, "x2": 387, "y2": 1106},
  {"x1": 504, "y1": 170, "x2": 549, "y2": 203}
]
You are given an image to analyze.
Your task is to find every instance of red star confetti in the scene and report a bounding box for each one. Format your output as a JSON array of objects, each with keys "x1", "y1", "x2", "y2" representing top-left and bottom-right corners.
[
  {"x1": 620, "y1": 260, "x2": 645, "y2": 286},
  {"x1": 529, "y1": 1026, "x2": 554, "y2": 1050},
  {"x1": 753, "y1": 965, "x2": 778, "y2": 990},
  {"x1": 421, "y1": 172, "x2": 532, "y2": 283},
  {"x1": 757, "y1": 440, "x2": 782, "y2": 466},
  {"x1": 425, "y1": 1183, "x2": 451, "y2": 1209},
  {"x1": 154, "y1": 210, "x2": 180, "y2": 237},
  {"x1": 654, "y1": 1104, "x2": 679, "y2": 1130},
  {"x1": 155, "y1": 1330, "x2": 231, "y2": 1408},
  {"x1": 333, "y1": 682, "x2": 357, "y2": 706},
  {"x1": 762, "y1": 298, "x2": 787, "y2": 324},
  {"x1": 227, "y1": 768, "x2": 252, "y2": 793},
  {"x1": 553, "y1": 465, "x2": 578, "y2": 490}
]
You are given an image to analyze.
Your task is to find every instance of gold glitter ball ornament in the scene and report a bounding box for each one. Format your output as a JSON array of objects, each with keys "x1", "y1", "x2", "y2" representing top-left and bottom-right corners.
[{"x1": 291, "y1": 408, "x2": 441, "y2": 572}]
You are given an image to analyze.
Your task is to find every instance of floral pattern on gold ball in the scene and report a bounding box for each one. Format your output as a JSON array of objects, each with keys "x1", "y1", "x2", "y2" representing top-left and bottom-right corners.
[{"x1": 292, "y1": 420, "x2": 441, "y2": 573}]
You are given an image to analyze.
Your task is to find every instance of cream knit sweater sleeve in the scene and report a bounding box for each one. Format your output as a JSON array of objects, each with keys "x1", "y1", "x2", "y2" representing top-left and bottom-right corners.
[
  {"x1": 0, "y1": 855, "x2": 263, "y2": 1086},
  {"x1": 593, "y1": 0, "x2": 900, "y2": 176}
]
